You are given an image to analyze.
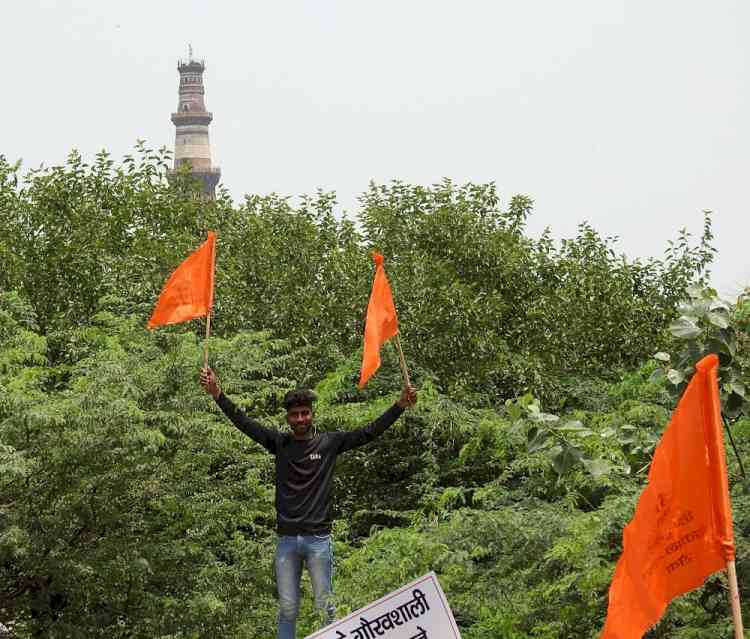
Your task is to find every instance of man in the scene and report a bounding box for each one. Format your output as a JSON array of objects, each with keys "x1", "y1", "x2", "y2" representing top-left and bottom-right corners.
[{"x1": 200, "y1": 367, "x2": 417, "y2": 639}]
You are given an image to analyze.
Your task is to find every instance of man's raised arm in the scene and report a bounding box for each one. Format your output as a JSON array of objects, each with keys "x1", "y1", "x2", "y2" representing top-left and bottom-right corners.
[
  {"x1": 200, "y1": 367, "x2": 280, "y2": 454},
  {"x1": 336, "y1": 385, "x2": 417, "y2": 453}
]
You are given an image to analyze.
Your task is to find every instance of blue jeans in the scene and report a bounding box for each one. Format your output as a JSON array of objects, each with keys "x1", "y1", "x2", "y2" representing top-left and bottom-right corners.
[{"x1": 275, "y1": 534, "x2": 335, "y2": 639}]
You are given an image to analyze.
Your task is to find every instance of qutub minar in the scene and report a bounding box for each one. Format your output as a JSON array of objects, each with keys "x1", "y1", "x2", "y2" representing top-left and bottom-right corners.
[{"x1": 170, "y1": 46, "x2": 221, "y2": 198}]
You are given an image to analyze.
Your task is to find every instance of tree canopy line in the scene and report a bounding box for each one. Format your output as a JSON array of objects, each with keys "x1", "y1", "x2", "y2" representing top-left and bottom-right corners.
[{"x1": 0, "y1": 145, "x2": 748, "y2": 638}]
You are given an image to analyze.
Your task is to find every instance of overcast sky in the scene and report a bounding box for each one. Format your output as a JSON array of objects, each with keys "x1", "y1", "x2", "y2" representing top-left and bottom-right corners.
[{"x1": 3, "y1": 0, "x2": 748, "y2": 296}]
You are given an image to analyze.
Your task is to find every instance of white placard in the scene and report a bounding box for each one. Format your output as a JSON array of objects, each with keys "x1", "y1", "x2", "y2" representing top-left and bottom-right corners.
[{"x1": 305, "y1": 571, "x2": 462, "y2": 639}]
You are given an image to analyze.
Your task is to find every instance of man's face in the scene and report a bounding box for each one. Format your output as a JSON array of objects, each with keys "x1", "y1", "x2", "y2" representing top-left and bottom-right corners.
[{"x1": 286, "y1": 404, "x2": 313, "y2": 439}]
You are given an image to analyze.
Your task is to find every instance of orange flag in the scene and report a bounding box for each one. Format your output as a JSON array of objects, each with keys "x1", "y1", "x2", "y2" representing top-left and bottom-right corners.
[
  {"x1": 147, "y1": 231, "x2": 216, "y2": 329},
  {"x1": 358, "y1": 252, "x2": 399, "y2": 388},
  {"x1": 601, "y1": 354, "x2": 735, "y2": 639}
]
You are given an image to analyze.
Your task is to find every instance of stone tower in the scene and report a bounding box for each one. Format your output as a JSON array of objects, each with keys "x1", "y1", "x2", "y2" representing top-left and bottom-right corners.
[{"x1": 170, "y1": 48, "x2": 220, "y2": 197}]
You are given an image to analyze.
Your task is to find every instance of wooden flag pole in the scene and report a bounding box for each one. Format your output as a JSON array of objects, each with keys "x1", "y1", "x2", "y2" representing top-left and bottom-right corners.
[
  {"x1": 727, "y1": 560, "x2": 744, "y2": 639},
  {"x1": 203, "y1": 230, "x2": 217, "y2": 371},
  {"x1": 393, "y1": 332, "x2": 411, "y2": 388},
  {"x1": 203, "y1": 310, "x2": 212, "y2": 370}
]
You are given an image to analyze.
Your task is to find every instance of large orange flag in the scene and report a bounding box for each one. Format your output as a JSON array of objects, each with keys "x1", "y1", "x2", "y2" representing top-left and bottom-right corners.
[
  {"x1": 601, "y1": 354, "x2": 735, "y2": 639},
  {"x1": 147, "y1": 231, "x2": 216, "y2": 329},
  {"x1": 358, "y1": 252, "x2": 399, "y2": 388}
]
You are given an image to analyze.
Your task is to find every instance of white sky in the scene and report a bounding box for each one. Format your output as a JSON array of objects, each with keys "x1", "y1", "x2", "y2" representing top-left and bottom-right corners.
[{"x1": 2, "y1": 0, "x2": 748, "y2": 296}]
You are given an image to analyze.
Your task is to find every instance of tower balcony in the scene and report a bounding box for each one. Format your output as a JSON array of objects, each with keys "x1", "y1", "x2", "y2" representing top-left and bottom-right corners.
[
  {"x1": 171, "y1": 111, "x2": 213, "y2": 126},
  {"x1": 171, "y1": 164, "x2": 222, "y2": 175},
  {"x1": 178, "y1": 59, "x2": 205, "y2": 71}
]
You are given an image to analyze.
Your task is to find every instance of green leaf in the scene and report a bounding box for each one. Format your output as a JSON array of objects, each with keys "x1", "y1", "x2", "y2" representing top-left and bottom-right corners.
[
  {"x1": 719, "y1": 329, "x2": 737, "y2": 357},
  {"x1": 618, "y1": 424, "x2": 637, "y2": 445},
  {"x1": 557, "y1": 421, "x2": 593, "y2": 436},
  {"x1": 686, "y1": 284, "x2": 706, "y2": 299},
  {"x1": 724, "y1": 393, "x2": 743, "y2": 419},
  {"x1": 686, "y1": 300, "x2": 710, "y2": 318},
  {"x1": 649, "y1": 368, "x2": 666, "y2": 383},
  {"x1": 710, "y1": 298, "x2": 731, "y2": 312},
  {"x1": 551, "y1": 445, "x2": 583, "y2": 476},
  {"x1": 556, "y1": 420, "x2": 583, "y2": 431},
  {"x1": 730, "y1": 381, "x2": 747, "y2": 400},
  {"x1": 667, "y1": 368, "x2": 685, "y2": 385},
  {"x1": 505, "y1": 400, "x2": 522, "y2": 421},
  {"x1": 708, "y1": 337, "x2": 733, "y2": 366},
  {"x1": 528, "y1": 429, "x2": 550, "y2": 453},
  {"x1": 539, "y1": 412, "x2": 560, "y2": 423},
  {"x1": 653, "y1": 352, "x2": 671, "y2": 362},
  {"x1": 669, "y1": 317, "x2": 701, "y2": 340},
  {"x1": 707, "y1": 311, "x2": 729, "y2": 329},
  {"x1": 583, "y1": 458, "x2": 612, "y2": 479},
  {"x1": 527, "y1": 405, "x2": 559, "y2": 423}
]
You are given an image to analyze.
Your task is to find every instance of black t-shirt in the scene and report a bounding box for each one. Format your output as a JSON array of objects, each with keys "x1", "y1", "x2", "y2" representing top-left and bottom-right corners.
[{"x1": 215, "y1": 393, "x2": 405, "y2": 535}]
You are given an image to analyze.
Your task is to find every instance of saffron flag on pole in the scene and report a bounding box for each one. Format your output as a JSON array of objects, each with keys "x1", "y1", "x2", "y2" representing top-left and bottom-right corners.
[
  {"x1": 358, "y1": 252, "x2": 399, "y2": 389},
  {"x1": 600, "y1": 354, "x2": 735, "y2": 639},
  {"x1": 147, "y1": 231, "x2": 216, "y2": 329}
]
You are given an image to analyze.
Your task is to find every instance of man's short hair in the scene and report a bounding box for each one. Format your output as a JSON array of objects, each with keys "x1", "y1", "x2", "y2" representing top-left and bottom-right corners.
[{"x1": 282, "y1": 388, "x2": 317, "y2": 410}]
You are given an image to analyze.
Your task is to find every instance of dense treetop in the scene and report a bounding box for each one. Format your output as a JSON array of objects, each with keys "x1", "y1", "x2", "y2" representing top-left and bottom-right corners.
[
  {"x1": 0, "y1": 146, "x2": 717, "y2": 402},
  {"x1": 0, "y1": 147, "x2": 747, "y2": 638}
]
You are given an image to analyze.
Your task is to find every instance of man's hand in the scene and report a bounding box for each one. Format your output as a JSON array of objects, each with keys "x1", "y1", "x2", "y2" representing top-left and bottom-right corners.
[
  {"x1": 200, "y1": 367, "x2": 221, "y2": 399},
  {"x1": 396, "y1": 384, "x2": 417, "y2": 409}
]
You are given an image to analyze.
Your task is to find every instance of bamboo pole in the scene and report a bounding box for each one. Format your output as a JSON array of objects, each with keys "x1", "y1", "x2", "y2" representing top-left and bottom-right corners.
[
  {"x1": 727, "y1": 560, "x2": 744, "y2": 639},
  {"x1": 393, "y1": 332, "x2": 411, "y2": 389}
]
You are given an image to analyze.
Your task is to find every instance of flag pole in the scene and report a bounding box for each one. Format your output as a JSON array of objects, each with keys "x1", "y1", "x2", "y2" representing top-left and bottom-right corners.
[
  {"x1": 727, "y1": 560, "x2": 744, "y2": 639},
  {"x1": 203, "y1": 230, "x2": 217, "y2": 371},
  {"x1": 393, "y1": 333, "x2": 411, "y2": 388},
  {"x1": 203, "y1": 310, "x2": 212, "y2": 370}
]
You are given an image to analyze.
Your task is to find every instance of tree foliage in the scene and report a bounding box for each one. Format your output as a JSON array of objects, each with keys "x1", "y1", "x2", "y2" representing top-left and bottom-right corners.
[
  {"x1": 1, "y1": 151, "x2": 715, "y2": 402},
  {"x1": 0, "y1": 148, "x2": 746, "y2": 638}
]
